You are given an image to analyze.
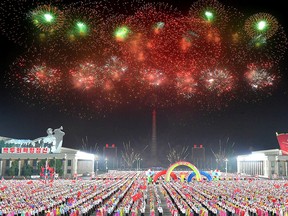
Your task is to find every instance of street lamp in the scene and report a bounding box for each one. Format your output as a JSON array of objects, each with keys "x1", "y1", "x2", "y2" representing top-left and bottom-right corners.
[
  {"x1": 139, "y1": 158, "x2": 142, "y2": 171},
  {"x1": 136, "y1": 158, "x2": 139, "y2": 171},
  {"x1": 95, "y1": 155, "x2": 99, "y2": 176},
  {"x1": 136, "y1": 157, "x2": 142, "y2": 171},
  {"x1": 105, "y1": 157, "x2": 108, "y2": 172},
  {"x1": 225, "y1": 158, "x2": 228, "y2": 176}
]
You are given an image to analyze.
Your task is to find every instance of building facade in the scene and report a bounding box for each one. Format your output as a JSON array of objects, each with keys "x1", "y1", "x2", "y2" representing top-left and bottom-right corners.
[
  {"x1": 237, "y1": 149, "x2": 288, "y2": 178},
  {"x1": 103, "y1": 144, "x2": 118, "y2": 170},
  {"x1": 191, "y1": 144, "x2": 206, "y2": 170},
  {"x1": 0, "y1": 147, "x2": 95, "y2": 178},
  {"x1": 0, "y1": 127, "x2": 95, "y2": 178}
]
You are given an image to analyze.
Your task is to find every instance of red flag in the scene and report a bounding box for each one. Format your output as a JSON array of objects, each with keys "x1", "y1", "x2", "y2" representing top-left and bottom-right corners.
[
  {"x1": 185, "y1": 193, "x2": 191, "y2": 198},
  {"x1": 234, "y1": 188, "x2": 241, "y2": 193},
  {"x1": 132, "y1": 192, "x2": 142, "y2": 201},
  {"x1": 276, "y1": 133, "x2": 288, "y2": 155},
  {"x1": 27, "y1": 180, "x2": 33, "y2": 184},
  {"x1": 0, "y1": 186, "x2": 7, "y2": 191},
  {"x1": 96, "y1": 210, "x2": 103, "y2": 216}
]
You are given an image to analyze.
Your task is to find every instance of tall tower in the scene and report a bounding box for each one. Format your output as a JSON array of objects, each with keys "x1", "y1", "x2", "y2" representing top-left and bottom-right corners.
[{"x1": 151, "y1": 109, "x2": 157, "y2": 158}]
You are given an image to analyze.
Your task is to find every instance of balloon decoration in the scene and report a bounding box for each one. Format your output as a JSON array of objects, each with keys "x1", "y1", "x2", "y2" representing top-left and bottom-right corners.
[
  {"x1": 165, "y1": 161, "x2": 202, "y2": 182},
  {"x1": 211, "y1": 169, "x2": 222, "y2": 180},
  {"x1": 145, "y1": 169, "x2": 155, "y2": 184},
  {"x1": 180, "y1": 172, "x2": 188, "y2": 183},
  {"x1": 153, "y1": 170, "x2": 178, "y2": 183},
  {"x1": 187, "y1": 171, "x2": 213, "y2": 182}
]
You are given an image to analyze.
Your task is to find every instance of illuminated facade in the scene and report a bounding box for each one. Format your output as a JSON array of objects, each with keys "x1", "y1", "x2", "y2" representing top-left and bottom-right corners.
[
  {"x1": 0, "y1": 147, "x2": 95, "y2": 178},
  {"x1": 0, "y1": 127, "x2": 95, "y2": 177},
  {"x1": 237, "y1": 149, "x2": 288, "y2": 178}
]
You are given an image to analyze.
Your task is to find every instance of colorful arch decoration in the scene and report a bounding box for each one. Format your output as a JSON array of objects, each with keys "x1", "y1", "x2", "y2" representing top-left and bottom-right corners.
[
  {"x1": 153, "y1": 170, "x2": 177, "y2": 182},
  {"x1": 165, "y1": 161, "x2": 202, "y2": 182},
  {"x1": 187, "y1": 171, "x2": 212, "y2": 182}
]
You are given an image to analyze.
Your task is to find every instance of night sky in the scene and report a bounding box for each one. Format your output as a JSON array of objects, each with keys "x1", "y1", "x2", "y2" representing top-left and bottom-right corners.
[{"x1": 0, "y1": 0, "x2": 287, "y2": 167}]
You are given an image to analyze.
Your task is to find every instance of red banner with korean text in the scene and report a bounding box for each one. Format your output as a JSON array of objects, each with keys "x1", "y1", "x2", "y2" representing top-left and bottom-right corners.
[
  {"x1": 1, "y1": 147, "x2": 49, "y2": 154},
  {"x1": 276, "y1": 133, "x2": 288, "y2": 155}
]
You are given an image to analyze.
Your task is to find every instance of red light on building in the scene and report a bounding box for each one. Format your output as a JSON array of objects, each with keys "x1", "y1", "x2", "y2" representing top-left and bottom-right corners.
[
  {"x1": 106, "y1": 144, "x2": 109, "y2": 148},
  {"x1": 200, "y1": 144, "x2": 203, "y2": 148},
  {"x1": 112, "y1": 144, "x2": 115, "y2": 148},
  {"x1": 194, "y1": 144, "x2": 197, "y2": 148}
]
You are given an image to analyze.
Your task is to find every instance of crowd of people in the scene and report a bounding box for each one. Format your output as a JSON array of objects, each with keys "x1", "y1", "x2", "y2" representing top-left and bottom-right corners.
[{"x1": 0, "y1": 171, "x2": 288, "y2": 216}]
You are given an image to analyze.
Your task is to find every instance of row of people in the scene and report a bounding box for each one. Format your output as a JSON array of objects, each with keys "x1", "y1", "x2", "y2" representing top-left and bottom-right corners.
[{"x1": 0, "y1": 173, "x2": 137, "y2": 215}]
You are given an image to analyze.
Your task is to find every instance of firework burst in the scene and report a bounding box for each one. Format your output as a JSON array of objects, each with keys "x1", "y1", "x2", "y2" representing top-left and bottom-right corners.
[
  {"x1": 211, "y1": 137, "x2": 235, "y2": 169},
  {"x1": 30, "y1": 5, "x2": 65, "y2": 33},
  {"x1": 189, "y1": 0, "x2": 238, "y2": 30},
  {"x1": 244, "y1": 63, "x2": 277, "y2": 90},
  {"x1": 0, "y1": 0, "x2": 287, "y2": 117},
  {"x1": 153, "y1": 16, "x2": 222, "y2": 70},
  {"x1": 167, "y1": 143, "x2": 190, "y2": 164},
  {"x1": 6, "y1": 52, "x2": 65, "y2": 107},
  {"x1": 23, "y1": 64, "x2": 61, "y2": 91},
  {"x1": 61, "y1": 2, "x2": 105, "y2": 54},
  {"x1": 0, "y1": 0, "x2": 64, "y2": 46},
  {"x1": 200, "y1": 68, "x2": 234, "y2": 95},
  {"x1": 244, "y1": 13, "x2": 279, "y2": 39},
  {"x1": 69, "y1": 62, "x2": 103, "y2": 90},
  {"x1": 113, "y1": 3, "x2": 181, "y2": 71},
  {"x1": 175, "y1": 71, "x2": 199, "y2": 99},
  {"x1": 121, "y1": 142, "x2": 140, "y2": 168},
  {"x1": 102, "y1": 56, "x2": 128, "y2": 82},
  {"x1": 139, "y1": 67, "x2": 166, "y2": 87}
]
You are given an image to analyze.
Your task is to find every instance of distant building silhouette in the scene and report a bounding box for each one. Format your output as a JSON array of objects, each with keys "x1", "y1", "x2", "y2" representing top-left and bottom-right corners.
[
  {"x1": 191, "y1": 144, "x2": 206, "y2": 169},
  {"x1": 103, "y1": 144, "x2": 118, "y2": 170}
]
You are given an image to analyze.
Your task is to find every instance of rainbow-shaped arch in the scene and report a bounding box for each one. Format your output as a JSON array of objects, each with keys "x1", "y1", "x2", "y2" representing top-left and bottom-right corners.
[
  {"x1": 153, "y1": 170, "x2": 177, "y2": 182},
  {"x1": 165, "y1": 161, "x2": 202, "y2": 182},
  {"x1": 187, "y1": 171, "x2": 212, "y2": 182}
]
